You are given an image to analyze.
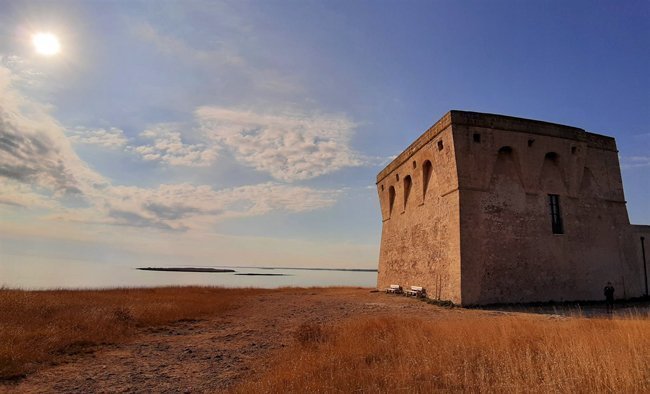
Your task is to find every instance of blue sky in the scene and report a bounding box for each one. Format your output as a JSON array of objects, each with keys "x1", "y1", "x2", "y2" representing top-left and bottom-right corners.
[{"x1": 0, "y1": 0, "x2": 648, "y2": 273}]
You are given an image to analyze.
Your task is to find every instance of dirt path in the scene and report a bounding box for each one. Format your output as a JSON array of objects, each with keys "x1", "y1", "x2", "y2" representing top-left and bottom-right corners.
[{"x1": 1, "y1": 288, "x2": 486, "y2": 393}]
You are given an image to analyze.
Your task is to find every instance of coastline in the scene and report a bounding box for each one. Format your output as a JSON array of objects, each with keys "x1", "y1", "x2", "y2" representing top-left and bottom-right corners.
[{"x1": 136, "y1": 267, "x2": 235, "y2": 273}]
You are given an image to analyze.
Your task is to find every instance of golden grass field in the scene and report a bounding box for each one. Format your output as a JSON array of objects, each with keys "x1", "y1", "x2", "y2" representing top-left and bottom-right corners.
[
  {"x1": 0, "y1": 287, "x2": 249, "y2": 380},
  {"x1": 239, "y1": 315, "x2": 650, "y2": 393},
  {"x1": 1, "y1": 287, "x2": 649, "y2": 393}
]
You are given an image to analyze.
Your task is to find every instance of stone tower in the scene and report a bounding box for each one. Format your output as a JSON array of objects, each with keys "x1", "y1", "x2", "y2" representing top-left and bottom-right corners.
[{"x1": 376, "y1": 110, "x2": 649, "y2": 305}]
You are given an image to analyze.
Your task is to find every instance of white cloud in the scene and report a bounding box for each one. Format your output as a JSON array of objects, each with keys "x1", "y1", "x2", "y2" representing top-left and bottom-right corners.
[
  {"x1": 131, "y1": 23, "x2": 374, "y2": 180},
  {"x1": 0, "y1": 181, "x2": 60, "y2": 210},
  {"x1": 128, "y1": 124, "x2": 218, "y2": 167},
  {"x1": 197, "y1": 106, "x2": 365, "y2": 182},
  {"x1": 0, "y1": 65, "x2": 340, "y2": 231},
  {"x1": 0, "y1": 65, "x2": 108, "y2": 197},
  {"x1": 67, "y1": 126, "x2": 128, "y2": 149}
]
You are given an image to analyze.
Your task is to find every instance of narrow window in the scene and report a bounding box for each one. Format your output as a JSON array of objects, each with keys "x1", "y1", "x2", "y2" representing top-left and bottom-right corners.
[
  {"x1": 473, "y1": 133, "x2": 481, "y2": 143},
  {"x1": 549, "y1": 194, "x2": 564, "y2": 234},
  {"x1": 396, "y1": 174, "x2": 399, "y2": 181},
  {"x1": 412, "y1": 160, "x2": 417, "y2": 169},
  {"x1": 437, "y1": 140, "x2": 444, "y2": 151},
  {"x1": 380, "y1": 184, "x2": 384, "y2": 191},
  {"x1": 403, "y1": 176, "x2": 412, "y2": 209},
  {"x1": 571, "y1": 146, "x2": 577, "y2": 154},
  {"x1": 388, "y1": 186, "x2": 396, "y2": 216},
  {"x1": 528, "y1": 139, "x2": 535, "y2": 147},
  {"x1": 422, "y1": 160, "x2": 433, "y2": 200}
]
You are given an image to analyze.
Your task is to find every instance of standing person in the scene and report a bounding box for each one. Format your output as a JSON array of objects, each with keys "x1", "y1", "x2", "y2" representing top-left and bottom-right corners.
[{"x1": 604, "y1": 282, "x2": 615, "y2": 314}]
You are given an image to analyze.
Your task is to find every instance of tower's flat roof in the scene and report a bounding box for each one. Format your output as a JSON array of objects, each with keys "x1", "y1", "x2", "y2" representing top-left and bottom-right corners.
[{"x1": 376, "y1": 110, "x2": 617, "y2": 183}]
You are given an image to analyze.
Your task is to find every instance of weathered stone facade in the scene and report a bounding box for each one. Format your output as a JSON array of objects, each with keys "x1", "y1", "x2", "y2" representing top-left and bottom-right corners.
[{"x1": 377, "y1": 111, "x2": 648, "y2": 305}]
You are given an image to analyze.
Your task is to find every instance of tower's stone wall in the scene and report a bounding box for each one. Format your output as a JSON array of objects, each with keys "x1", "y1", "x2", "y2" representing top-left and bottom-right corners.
[
  {"x1": 376, "y1": 119, "x2": 462, "y2": 303},
  {"x1": 377, "y1": 111, "x2": 648, "y2": 305}
]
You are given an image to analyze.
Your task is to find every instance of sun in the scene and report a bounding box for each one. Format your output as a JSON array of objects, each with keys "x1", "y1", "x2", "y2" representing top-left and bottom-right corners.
[{"x1": 32, "y1": 33, "x2": 61, "y2": 56}]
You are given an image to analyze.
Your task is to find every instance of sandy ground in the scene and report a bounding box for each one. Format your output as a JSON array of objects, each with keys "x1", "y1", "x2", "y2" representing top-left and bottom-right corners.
[{"x1": 3, "y1": 287, "x2": 632, "y2": 393}]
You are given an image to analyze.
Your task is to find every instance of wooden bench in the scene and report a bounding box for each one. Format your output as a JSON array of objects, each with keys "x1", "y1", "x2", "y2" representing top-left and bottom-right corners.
[
  {"x1": 405, "y1": 286, "x2": 427, "y2": 298},
  {"x1": 385, "y1": 284, "x2": 403, "y2": 294}
]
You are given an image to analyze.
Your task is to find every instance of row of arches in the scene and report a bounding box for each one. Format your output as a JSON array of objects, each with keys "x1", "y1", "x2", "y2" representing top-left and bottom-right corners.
[
  {"x1": 493, "y1": 146, "x2": 566, "y2": 192},
  {"x1": 384, "y1": 146, "x2": 582, "y2": 219},
  {"x1": 498, "y1": 146, "x2": 559, "y2": 162},
  {"x1": 387, "y1": 159, "x2": 434, "y2": 216},
  {"x1": 495, "y1": 146, "x2": 600, "y2": 196}
]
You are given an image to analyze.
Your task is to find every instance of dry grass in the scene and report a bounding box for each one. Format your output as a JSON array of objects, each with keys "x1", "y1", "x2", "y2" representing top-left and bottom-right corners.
[
  {"x1": 4, "y1": 286, "x2": 649, "y2": 392},
  {"x1": 0, "y1": 286, "x2": 252, "y2": 380},
  {"x1": 236, "y1": 314, "x2": 650, "y2": 393}
]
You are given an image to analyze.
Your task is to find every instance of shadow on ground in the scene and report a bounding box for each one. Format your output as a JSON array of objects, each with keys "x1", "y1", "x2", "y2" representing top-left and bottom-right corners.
[{"x1": 474, "y1": 297, "x2": 650, "y2": 318}]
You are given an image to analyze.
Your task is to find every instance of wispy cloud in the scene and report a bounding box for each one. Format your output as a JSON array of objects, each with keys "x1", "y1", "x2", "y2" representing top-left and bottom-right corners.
[
  {"x1": 0, "y1": 66, "x2": 107, "y2": 196},
  {"x1": 0, "y1": 182, "x2": 60, "y2": 210},
  {"x1": 130, "y1": 21, "x2": 379, "y2": 181},
  {"x1": 133, "y1": 21, "x2": 302, "y2": 98},
  {"x1": 0, "y1": 64, "x2": 341, "y2": 231},
  {"x1": 197, "y1": 106, "x2": 365, "y2": 182},
  {"x1": 128, "y1": 124, "x2": 218, "y2": 167},
  {"x1": 134, "y1": 22, "x2": 245, "y2": 67},
  {"x1": 621, "y1": 156, "x2": 650, "y2": 169},
  {"x1": 54, "y1": 182, "x2": 339, "y2": 232},
  {"x1": 67, "y1": 126, "x2": 128, "y2": 149},
  {"x1": 0, "y1": 55, "x2": 46, "y2": 90}
]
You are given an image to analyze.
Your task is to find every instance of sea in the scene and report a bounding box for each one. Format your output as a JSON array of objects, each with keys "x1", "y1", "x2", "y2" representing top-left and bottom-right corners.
[{"x1": 0, "y1": 258, "x2": 378, "y2": 290}]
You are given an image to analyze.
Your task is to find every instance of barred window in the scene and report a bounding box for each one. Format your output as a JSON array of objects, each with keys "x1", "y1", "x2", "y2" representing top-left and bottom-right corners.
[{"x1": 549, "y1": 194, "x2": 564, "y2": 234}]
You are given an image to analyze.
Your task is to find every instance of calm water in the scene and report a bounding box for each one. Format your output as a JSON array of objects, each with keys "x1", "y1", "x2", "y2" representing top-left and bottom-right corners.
[{"x1": 0, "y1": 257, "x2": 377, "y2": 290}]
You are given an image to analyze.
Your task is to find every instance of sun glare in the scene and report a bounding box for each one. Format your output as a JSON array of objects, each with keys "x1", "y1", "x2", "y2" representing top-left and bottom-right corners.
[{"x1": 32, "y1": 32, "x2": 61, "y2": 56}]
